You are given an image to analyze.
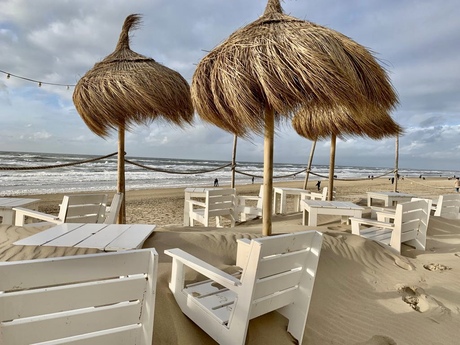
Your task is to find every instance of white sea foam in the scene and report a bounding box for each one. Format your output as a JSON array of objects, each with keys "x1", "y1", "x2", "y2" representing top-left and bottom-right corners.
[{"x1": 0, "y1": 151, "x2": 454, "y2": 196}]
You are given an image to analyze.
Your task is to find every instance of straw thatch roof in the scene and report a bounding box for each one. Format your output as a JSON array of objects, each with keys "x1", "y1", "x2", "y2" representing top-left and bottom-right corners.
[
  {"x1": 192, "y1": 0, "x2": 399, "y2": 138},
  {"x1": 73, "y1": 14, "x2": 193, "y2": 137},
  {"x1": 292, "y1": 105, "x2": 403, "y2": 140}
]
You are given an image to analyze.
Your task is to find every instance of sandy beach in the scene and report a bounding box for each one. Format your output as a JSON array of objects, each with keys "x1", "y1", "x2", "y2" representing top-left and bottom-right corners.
[{"x1": 1, "y1": 176, "x2": 459, "y2": 344}]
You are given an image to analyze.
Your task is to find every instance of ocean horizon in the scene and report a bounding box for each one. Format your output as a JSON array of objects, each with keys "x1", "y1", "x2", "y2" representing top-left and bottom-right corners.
[{"x1": 0, "y1": 151, "x2": 456, "y2": 196}]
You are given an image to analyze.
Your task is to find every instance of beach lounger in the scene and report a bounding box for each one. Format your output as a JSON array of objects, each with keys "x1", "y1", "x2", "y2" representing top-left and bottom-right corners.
[
  {"x1": 186, "y1": 188, "x2": 236, "y2": 227},
  {"x1": 236, "y1": 185, "x2": 263, "y2": 221},
  {"x1": 0, "y1": 248, "x2": 158, "y2": 345},
  {"x1": 434, "y1": 194, "x2": 460, "y2": 219},
  {"x1": 13, "y1": 193, "x2": 109, "y2": 226},
  {"x1": 165, "y1": 230, "x2": 323, "y2": 345},
  {"x1": 350, "y1": 198, "x2": 432, "y2": 253}
]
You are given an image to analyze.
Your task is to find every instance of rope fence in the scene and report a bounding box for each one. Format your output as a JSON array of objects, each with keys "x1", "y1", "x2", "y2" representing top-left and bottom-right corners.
[
  {"x1": 124, "y1": 158, "x2": 232, "y2": 174},
  {"x1": 0, "y1": 152, "x2": 452, "y2": 191},
  {"x1": 0, "y1": 152, "x2": 118, "y2": 170}
]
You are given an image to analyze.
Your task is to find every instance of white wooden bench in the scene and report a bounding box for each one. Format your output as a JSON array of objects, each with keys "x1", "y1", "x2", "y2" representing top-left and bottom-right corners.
[
  {"x1": 350, "y1": 199, "x2": 432, "y2": 253},
  {"x1": 434, "y1": 194, "x2": 460, "y2": 219},
  {"x1": 165, "y1": 230, "x2": 323, "y2": 345},
  {"x1": 0, "y1": 248, "x2": 158, "y2": 345},
  {"x1": 186, "y1": 188, "x2": 236, "y2": 227}
]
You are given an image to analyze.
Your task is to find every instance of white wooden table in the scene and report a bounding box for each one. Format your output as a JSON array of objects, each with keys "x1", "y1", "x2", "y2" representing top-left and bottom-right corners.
[
  {"x1": 184, "y1": 187, "x2": 223, "y2": 226},
  {"x1": 0, "y1": 197, "x2": 40, "y2": 225},
  {"x1": 366, "y1": 191, "x2": 415, "y2": 207},
  {"x1": 301, "y1": 200, "x2": 364, "y2": 226},
  {"x1": 14, "y1": 223, "x2": 156, "y2": 251},
  {"x1": 273, "y1": 187, "x2": 307, "y2": 214}
]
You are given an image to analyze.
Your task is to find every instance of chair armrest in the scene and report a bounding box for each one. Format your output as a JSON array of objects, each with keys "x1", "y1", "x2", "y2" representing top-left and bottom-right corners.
[
  {"x1": 375, "y1": 210, "x2": 396, "y2": 222},
  {"x1": 165, "y1": 248, "x2": 241, "y2": 290},
  {"x1": 236, "y1": 238, "x2": 251, "y2": 268},
  {"x1": 13, "y1": 207, "x2": 60, "y2": 226},
  {"x1": 185, "y1": 200, "x2": 206, "y2": 208},
  {"x1": 237, "y1": 196, "x2": 260, "y2": 204},
  {"x1": 349, "y1": 217, "x2": 394, "y2": 235}
]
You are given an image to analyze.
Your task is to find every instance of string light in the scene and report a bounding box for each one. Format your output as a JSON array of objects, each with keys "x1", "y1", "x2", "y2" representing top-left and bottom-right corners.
[{"x1": 0, "y1": 69, "x2": 76, "y2": 89}]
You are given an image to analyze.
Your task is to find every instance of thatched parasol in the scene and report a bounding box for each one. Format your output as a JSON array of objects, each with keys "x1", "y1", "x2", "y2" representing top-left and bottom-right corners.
[
  {"x1": 192, "y1": 0, "x2": 400, "y2": 235},
  {"x1": 73, "y1": 14, "x2": 193, "y2": 223},
  {"x1": 293, "y1": 106, "x2": 403, "y2": 200}
]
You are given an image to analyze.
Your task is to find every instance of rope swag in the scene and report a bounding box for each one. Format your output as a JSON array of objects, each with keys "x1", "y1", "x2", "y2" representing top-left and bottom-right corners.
[{"x1": 0, "y1": 152, "x2": 118, "y2": 171}]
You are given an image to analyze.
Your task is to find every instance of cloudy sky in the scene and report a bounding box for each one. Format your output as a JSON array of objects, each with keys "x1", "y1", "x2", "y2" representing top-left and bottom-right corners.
[{"x1": 0, "y1": 0, "x2": 459, "y2": 172}]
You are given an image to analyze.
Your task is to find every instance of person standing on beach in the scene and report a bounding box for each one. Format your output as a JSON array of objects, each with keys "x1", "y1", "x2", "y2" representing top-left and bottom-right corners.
[
  {"x1": 315, "y1": 180, "x2": 321, "y2": 191},
  {"x1": 214, "y1": 178, "x2": 219, "y2": 187},
  {"x1": 455, "y1": 177, "x2": 459, "y2": 192}
]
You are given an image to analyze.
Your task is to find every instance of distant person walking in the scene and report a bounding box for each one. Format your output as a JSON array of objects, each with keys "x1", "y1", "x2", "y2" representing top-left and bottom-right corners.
[
  {"x1": 214, "y1": 178, "x2": 219, "y2": 187},
  {"x1": 315, "y1": 180, "x2": 321, "y2": 191},
  {"x1": 455, "y1": 177, "x2": 459, "y2": 192}
]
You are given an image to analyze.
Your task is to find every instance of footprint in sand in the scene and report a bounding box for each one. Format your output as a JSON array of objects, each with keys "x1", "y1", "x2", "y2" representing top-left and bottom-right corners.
[
  {"x1": 397, "y1": 285, "x2": 450, "y2": 314},
  {"x1": 423, "y1": 263, "x2": 452, "y2": 271}
]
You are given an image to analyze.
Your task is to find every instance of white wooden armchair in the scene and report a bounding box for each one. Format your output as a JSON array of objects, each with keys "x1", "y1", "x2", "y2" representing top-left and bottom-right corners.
[
  {"x1": 13, "y1": 193, "x2": 111, "y2": 226},
  {"x1": 434, "y1": 194, "x2": 460, "y2": 219},
  {"x1": 0, "y1": 248, "x2": 158, "y2": 345},
  {"x1": 165, "y1": 230, "x2": 323, "y2": 345},
  {"x1": 301, "y1": 186, "x2": 334, "y2": 201},
  {"x1": 186, "y1": 188, "x2": 236, "y2": 227},
  {"x1": 350, "y1": 199, "x2": 432, "y2": 253},
  {"x1": 236, "y1": 185, "x2": 263, "y2": 221}
]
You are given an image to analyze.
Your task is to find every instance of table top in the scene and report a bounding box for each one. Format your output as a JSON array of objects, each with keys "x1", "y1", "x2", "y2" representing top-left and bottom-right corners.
[
  {"x1": 366, "y1": 191, "x2": 415, "y2": 197},
  {"x1": 303, "y1": 200, "x2": 364, "y2": 210},
  {"x1": 0, "y1": 197, "x2": 40, "y2": 209},
  {"x1": 14, "y1": 223, "x2": 156, "y2": 251},
  {"x1": 273, "y1": 187, "x2": 307, "y2": 193}
]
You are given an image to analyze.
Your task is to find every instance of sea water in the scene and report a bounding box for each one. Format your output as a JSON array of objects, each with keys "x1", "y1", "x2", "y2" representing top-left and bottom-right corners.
[{"x1": 0, "y1": 151, "x2": 454, "y2": 196}]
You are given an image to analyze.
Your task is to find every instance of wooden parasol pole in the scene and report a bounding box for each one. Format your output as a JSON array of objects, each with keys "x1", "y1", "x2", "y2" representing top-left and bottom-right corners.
[
  {"x1": 263, "y1": 106, "x2": 275, "y2": 236},
  {"x1": 328, "y1": 134, "x2": 336, "y2": 201},
  {"x1": 303, "y1": 140, "x2": 317, "y2": 190},
  {"x1": 394, "y1": 135, "x2": 399, "y2": 192},
  {"x1": 231, "y1": 135, "x2": 237, "y2": 188},
  {"x1": 117, "y1": 123, "x2": 126, "y2": 224}
]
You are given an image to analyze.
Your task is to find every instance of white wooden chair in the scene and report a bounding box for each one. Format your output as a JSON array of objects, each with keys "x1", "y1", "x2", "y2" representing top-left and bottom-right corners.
[
  {"x1": 350, "y1": 199, "x2": 432, "y2": 254},
  {"x1": 0, "y1": 248, "x2": 158, "y2": 345},
  {"x1": 236, "y1": 185, "x2": 263, "y2": 221},
  {"x1": 13, "y1": 193, "x2": 109, "y2": 226},
  {"x1": 104, "y1": 192, "x2": 124, "y2": 224},
  {"x1": 165, "y1": 230, "x2": 323, "y2": 345},
  {"x1": 434, "y1": 194, "x2": 460, "y2": 219},
  {"x1": 187, "y1": 188, "x2": 236, "y2": 227},
  {"x1": 301, "y1": 187, "x2": 333, "y2": 202}
]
